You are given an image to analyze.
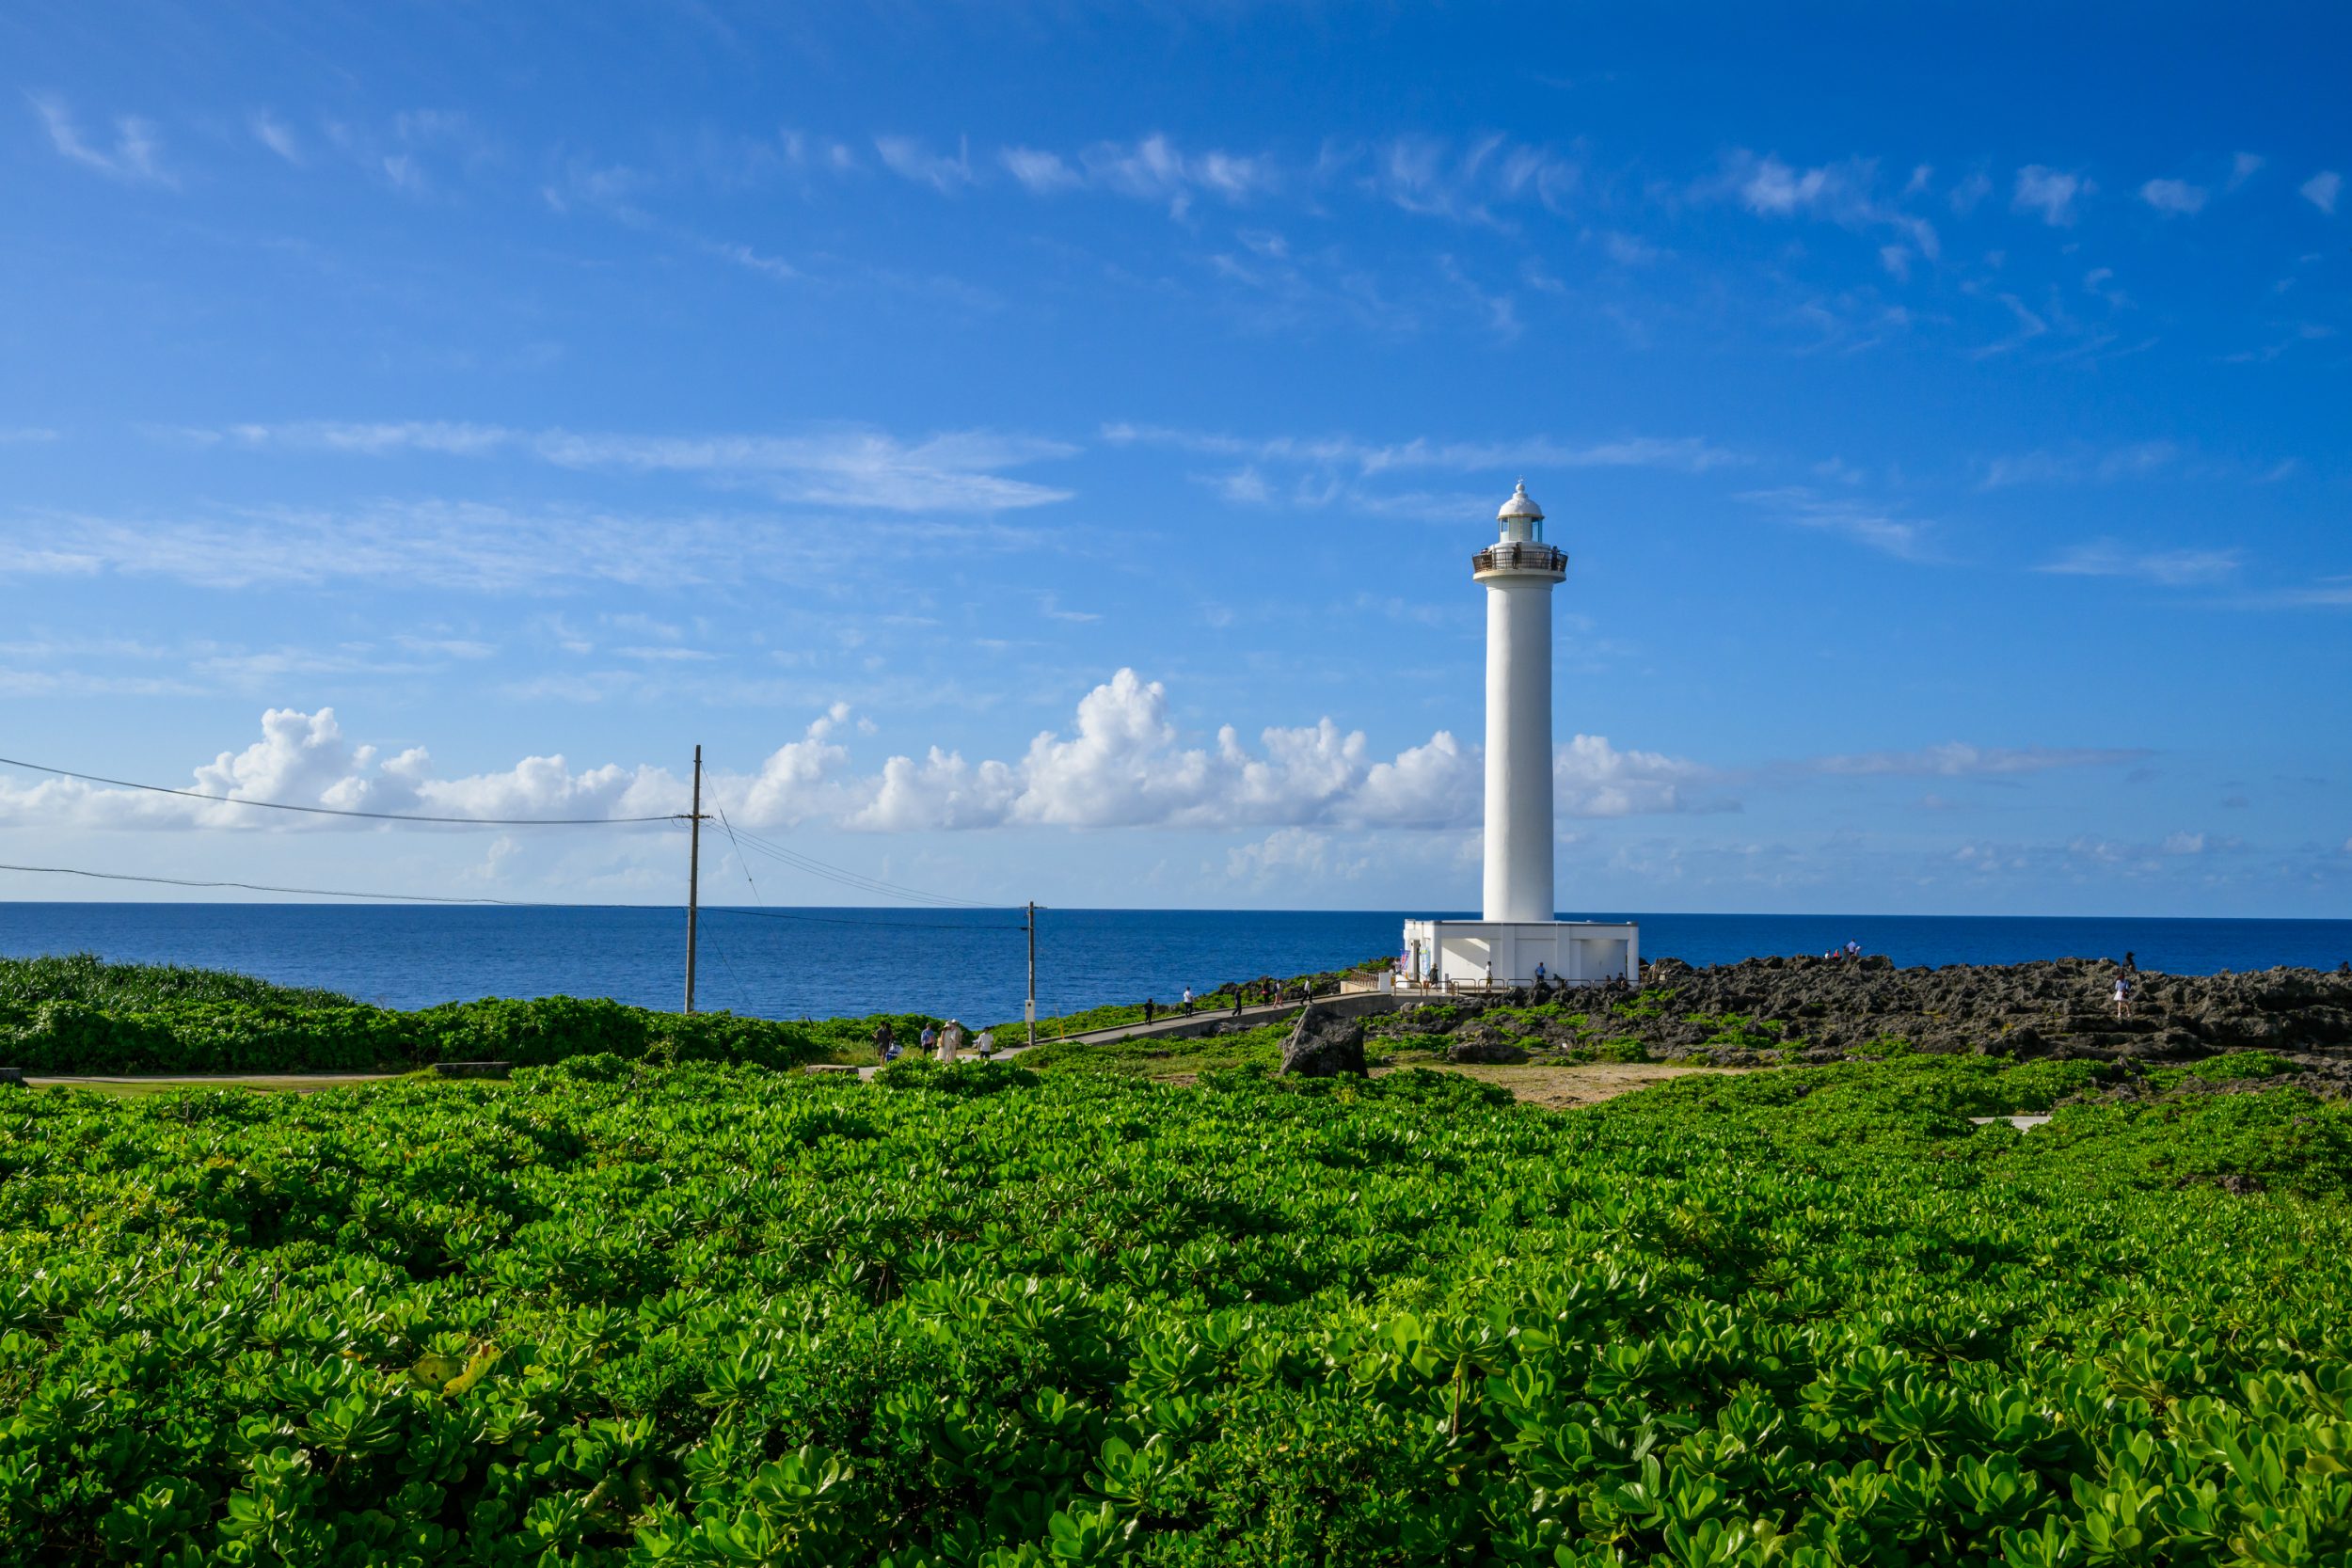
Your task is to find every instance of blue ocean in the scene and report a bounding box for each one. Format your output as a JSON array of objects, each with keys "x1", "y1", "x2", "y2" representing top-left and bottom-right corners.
[{"x1": 2, "y1": 904, "x2": 2347, "y2": 1024}]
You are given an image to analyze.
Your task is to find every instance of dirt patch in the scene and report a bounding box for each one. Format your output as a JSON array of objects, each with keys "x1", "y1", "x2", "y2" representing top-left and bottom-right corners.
[
  {"x1": 26, "y1": 1073, "x2": 402, "y2": 1097},
  {"x1": 1371, "y1": 1060, "x2": 1740, "y2": 1109}
]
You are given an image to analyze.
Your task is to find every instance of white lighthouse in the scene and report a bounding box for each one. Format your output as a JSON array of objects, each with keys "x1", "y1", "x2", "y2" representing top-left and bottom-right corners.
[
  {"x1": 1480, "y1": 481, "x2": 1562, "y2": 923},
  {"x1": 1401, "y1": 483, "x2": 1640, "y2": 991}
]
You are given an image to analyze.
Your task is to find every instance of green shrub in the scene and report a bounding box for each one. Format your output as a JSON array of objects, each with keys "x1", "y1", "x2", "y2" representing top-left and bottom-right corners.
[{"x1": 0, "y1": 1056, "x2": 2345, "y2": 1563}]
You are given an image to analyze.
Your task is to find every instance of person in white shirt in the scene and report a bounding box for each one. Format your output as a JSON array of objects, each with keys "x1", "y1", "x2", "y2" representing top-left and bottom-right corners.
[
  {"x1": 976, "y1": 1027, "x2": 996, "y2": 1060},
  {"x1": 1182, "y1": 986, "x2": 1194, "y2": 1016},
  {"x1": 938, "y1": 1020, "x2": 964, "y2": 1062}
]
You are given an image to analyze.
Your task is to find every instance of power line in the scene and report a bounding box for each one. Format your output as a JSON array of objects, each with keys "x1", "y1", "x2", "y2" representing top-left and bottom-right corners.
[
  {"x1": 723, "y1": 824, "x2": 1004, "y2": 909},
  {"x1": 0, "y1": 753, "x2": 685, "y2": 826},
  {"x1": 0, "y1": 861, "x2": 547, "y2": 905}
]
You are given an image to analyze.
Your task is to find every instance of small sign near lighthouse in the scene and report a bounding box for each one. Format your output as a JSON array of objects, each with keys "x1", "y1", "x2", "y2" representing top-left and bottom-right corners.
[{"x1": 1401, "y1": 483, "x2": 1641, "y2": 991}]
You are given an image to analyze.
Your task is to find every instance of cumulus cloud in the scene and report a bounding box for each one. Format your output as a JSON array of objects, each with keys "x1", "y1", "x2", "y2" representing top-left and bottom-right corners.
[
  {"x1": 11, "y1": 677, "x2": 1723, "y2": 846},
  {"x1": 2139, "y1": 178, "x2": 2207, "y2": 215},
  {"x1": 2012, "y1": 165, "x2": 2089, "y2": 225},
  {"x1": 2303, "y1": 170, "x2": 2343, "y2": 214},
  {"x1": 0, "y1": 707, "x2": 683, "y2": 831},
  {"x1": 26, "y1": 92, "x2": 170, "y2": 185}
]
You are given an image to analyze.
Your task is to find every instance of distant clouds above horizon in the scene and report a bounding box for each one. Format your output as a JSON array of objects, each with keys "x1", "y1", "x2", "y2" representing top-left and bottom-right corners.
[{"x1": 1, "y1": 2, "x2": 2346, "y2": 918}]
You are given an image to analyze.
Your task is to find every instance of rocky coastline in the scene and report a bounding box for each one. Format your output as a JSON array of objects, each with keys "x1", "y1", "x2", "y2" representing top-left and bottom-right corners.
[{"x1": 1372, "y1": 955, "x2": 2352, "y2": 1068}]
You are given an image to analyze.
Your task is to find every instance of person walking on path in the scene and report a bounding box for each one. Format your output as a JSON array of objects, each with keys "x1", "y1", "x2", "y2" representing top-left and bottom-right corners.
[
  {"x1": 976, "y1": 1027, "x2": 995, "y2": 1061},
  {"x1": 1143, "y1": 998, "x2": 1156, "y2": 1023},
  {"x1": 1182, "y1": 987, "x2": 1194, "y2": 1016},
  {"x1": 939, "y1": 1020, "x2": 964, "y2": 1063},
  {"x1": 1232, "y1": 986, "x2": 1244, "y2": 1016},
  {"x1": 872, "y1": 1022, "x2": 896, "y2": 1063},
  {"x1": 919, "y1": 1022, "x2": 937, "y2": 1058}
]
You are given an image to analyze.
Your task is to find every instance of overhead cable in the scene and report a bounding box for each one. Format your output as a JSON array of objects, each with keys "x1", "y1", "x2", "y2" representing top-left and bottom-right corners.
[
  {"x1": 723, "y1": 823, "x2": 1004, "y2": 909},
  {"x1": 0, "y1": 861, "x2": 547, "y2": 905},
  {"x1": 0, "y1": 753, "x2": 685, "y2": 826}
]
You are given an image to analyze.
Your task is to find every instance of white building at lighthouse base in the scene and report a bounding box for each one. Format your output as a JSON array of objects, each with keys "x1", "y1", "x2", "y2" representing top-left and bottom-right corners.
[{"x1": 1400, "y1": 917, "x2": 1641, "y2": 991}]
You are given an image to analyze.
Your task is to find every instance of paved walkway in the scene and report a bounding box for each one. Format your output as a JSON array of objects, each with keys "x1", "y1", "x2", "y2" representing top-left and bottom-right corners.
[{"x1": 850, "y1": 998, "x2": 1310, "y2": 1079}]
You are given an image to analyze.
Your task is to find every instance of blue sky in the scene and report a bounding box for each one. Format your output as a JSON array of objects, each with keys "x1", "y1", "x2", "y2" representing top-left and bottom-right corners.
[{"x1": 2, "y1": 2, "x2": 2346, "y2": 917}]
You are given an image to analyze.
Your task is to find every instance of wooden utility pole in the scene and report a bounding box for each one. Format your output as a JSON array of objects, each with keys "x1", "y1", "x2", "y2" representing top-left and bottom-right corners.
[
  {"x1": 1025, "y1": 900, "x2": 1038, "y2": 1049},
  {"x1": 684, "y1": 744, "x2": 703, "y2": 1014}
]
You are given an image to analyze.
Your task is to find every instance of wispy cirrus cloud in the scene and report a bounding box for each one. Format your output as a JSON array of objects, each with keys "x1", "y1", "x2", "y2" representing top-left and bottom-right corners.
[
  {"x1": 2038, "y1": 541, "x2": 2240, "y2": 586},
  {"x1": 175, "y1": 420, "x2": 1077, "y2": 512},
  {"x1": 1104, "y1": 423, "x2": 1739, "y2": 477},
  {"x1": 0, "y1": 497, "x2": 1049, "y2": 594},
  {"x1": 1979, "y1": 441, "x2": 2177, "y2": 488},
  {"x1": 1737, "y1": 486, "x2": 1937, "y2": 562},
  {"x1": 1705, "y1": 150, "x2": 1939, "y2": 262},
  {"x1": 25, "y1": 92, "x2": 171, "y2": 185},
  {"x1": 1805, "y1": 742, "x2": 2149, "y2": 778},
  {"x1": 2300, "y1": 170, "x2": 2342, "y2": 214}
]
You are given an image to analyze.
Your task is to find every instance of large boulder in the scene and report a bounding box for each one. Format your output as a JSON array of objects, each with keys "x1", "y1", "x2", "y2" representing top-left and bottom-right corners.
[
  {"x1": 1447, "y1": 1036, "x2": 1530, "y2": 1065},
  {"x1": 1279, "y1": 1006, "x2": 1368, "y2": 1078}
]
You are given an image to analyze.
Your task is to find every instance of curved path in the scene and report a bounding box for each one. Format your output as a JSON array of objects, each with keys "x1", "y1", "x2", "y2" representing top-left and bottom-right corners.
[{"x1": 850, "y1": 998, "x2": 1309, "y2": 1079}]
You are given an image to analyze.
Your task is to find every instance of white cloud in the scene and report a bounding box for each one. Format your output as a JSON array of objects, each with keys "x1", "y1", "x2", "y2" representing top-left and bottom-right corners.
[
  {"x1": 2012, "y1": 165, "x2": 2089, "y2": 226},
  {"x1": 1807, "y1": 743, "x2": 2148, "y2": 778},
  {"x1": 1365, "y1": 134, "x2": 1578, "y2": 226},
  {"x1": 2162, "y1": 832, "x2": 2205, "y2": 855},
  {"x1": 1980, "y1": 441, "x2": 2177, "y2": 487},
  {"x1": 1553, "y1": 734, "x2": 1714, "y2": 817},
  {"x1": 0, "y1": 497, "x2": 1044, "y2": 593},
  {"x1": 1737, "y1": 486, "x2": 1935, "y2": 562},
  {"x1": 2302, "y1": 170, "x2": 2343, "y2": 214},
  {"x1": 183, "y1": 420, "x2": 1077, "y2": 512},
  {"x1": 2139, "y1": 178, "x2": 2207, "y2": 216},
  {"x1": 1105, "y1": 422, "x2": 1738, "y2": 480},
  {"x1": 26, "y1": 92, "x2": 170, "y2": 185},
  {"x1": 2229, "y1": 152, "x2": 2264, "y2": 189},
  {"x1": 250, "y1": 111, "x2": 303, "y2": 165},
  {"x1": 1082, "y1": 134, "x2": 1277, "y2": 208},
  {"x1": 0, "y1": 427, "x2": 60, "y2": 445},
  {"x1": 1948, "y1": 171, "x2": 1993, "y2": 214},
  {"x1": 2038, "y1": 540, "x2": 2239, "y2": 586},
  {"x1": 999, "y1": 147, "x2": 1080, "y2": 193},
  {"x1": 0, "y1": 706, "x2": 682, "y2": 831},
  {"x1": 1710, "y1": 150, "x2": 1939, "y2": 259},
  {"x1": 1227, "y1": 828, "x2": 1365, "y2": 884},
  {"x1": 874, "y1": 135, "x2": 973, "y2": 192}
]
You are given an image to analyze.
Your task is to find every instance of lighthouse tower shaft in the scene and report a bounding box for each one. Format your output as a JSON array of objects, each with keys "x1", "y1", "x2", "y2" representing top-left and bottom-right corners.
[{"x1": 1475, "y1": 484, "x2": 1567, "y2": 924}]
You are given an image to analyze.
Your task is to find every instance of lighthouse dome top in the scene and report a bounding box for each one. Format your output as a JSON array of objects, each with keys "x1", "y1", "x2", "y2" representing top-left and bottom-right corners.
[{"x1": 1495, "y1": 480, "x2": 1546, "y2": 543}]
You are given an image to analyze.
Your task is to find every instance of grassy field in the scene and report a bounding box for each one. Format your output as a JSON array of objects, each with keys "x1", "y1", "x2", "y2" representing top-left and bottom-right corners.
[{"x1": 2, "y1": 1046, "x2": 2346, "y2": 1564}]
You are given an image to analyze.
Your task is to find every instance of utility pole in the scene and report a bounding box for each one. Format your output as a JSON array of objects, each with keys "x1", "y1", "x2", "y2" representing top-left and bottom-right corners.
[
  {"x1": 684, "y1": 744, "x2": 703, "y2": 1014},
  {"x1": 1025, "y1": 900, "x2": 1038, "y2": 1049}
]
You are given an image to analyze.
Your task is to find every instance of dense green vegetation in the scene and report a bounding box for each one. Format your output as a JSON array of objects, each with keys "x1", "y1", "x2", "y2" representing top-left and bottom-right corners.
[
  {"x1": 0, "y1": 955, "x2": 914, "y2": 1075},
  {"x1": 1, "y1": 1051, "x2": 2346, "y2": 1564},
  {"x1": 0, "y1": 952, "x2": 361, "y2": 1012}
]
